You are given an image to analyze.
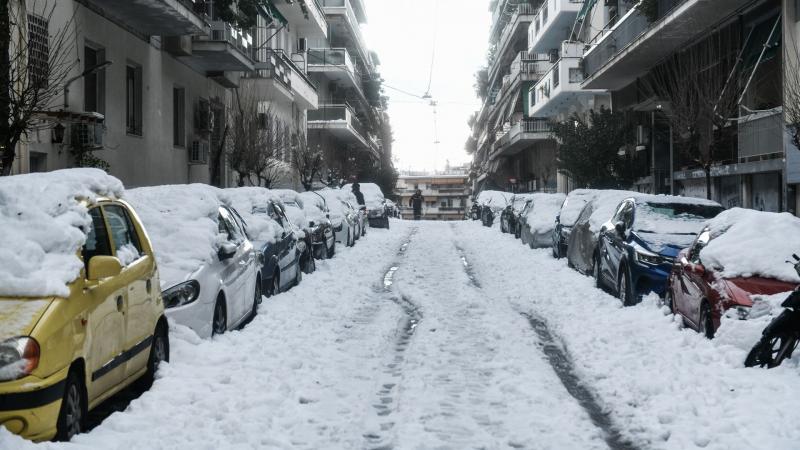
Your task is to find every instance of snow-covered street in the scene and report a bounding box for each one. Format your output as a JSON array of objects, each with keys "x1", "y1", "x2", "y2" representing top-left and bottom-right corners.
[{"x1": 4, "y1": 219, "x2": 800, "y2": 450}]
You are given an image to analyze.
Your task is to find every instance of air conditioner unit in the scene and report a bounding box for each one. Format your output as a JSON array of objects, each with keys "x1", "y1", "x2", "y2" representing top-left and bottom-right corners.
[
  {"x1": 298, "y1": 38, "x2": 308, "y2": 52},
  {"x1": 70, "y1": 123, "x2": 104, "y2": 149},
  {"x1": 190, "y1": 140, "x2": 210, "y2": 164}
]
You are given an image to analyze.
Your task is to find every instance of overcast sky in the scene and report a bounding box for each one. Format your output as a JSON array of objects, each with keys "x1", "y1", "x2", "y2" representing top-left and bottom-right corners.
[{"x1": 362, "y1": 0, "x2": 491, "y2": 173}]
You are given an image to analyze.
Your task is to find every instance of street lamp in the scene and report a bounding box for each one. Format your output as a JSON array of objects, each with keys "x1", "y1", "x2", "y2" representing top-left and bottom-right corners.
[{"x1": 52, "y1": 123, "x2": 65, "y2": 144}]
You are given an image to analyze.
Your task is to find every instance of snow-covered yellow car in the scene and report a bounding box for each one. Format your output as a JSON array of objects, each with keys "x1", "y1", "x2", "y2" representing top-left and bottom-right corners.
[{"x1": 0, "y1": 170, "x2": 168, "y2": 442}]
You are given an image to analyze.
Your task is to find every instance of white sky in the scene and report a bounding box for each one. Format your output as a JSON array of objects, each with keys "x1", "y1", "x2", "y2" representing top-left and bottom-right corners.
[{"x1": 362, "y1": 0, "x2": 491, "y2": 172}]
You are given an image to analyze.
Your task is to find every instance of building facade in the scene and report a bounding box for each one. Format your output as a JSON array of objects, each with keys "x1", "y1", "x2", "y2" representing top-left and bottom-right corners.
[
  {"x1": 396, "y1": 170, "x2": 471, "y2": 221},
  {"x1": 471, "y1": 0, "x2": 800, "y2": 215},
  {"x1": 6, "y1": 0, "x2": 387, "y2": 190}
]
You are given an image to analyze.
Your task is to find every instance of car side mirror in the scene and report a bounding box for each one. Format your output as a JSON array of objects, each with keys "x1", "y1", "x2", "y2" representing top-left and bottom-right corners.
[
  {"x1": 614, "y1": 221, "x2": 627, "y2": 236},
  {"x1": 218, "y1": 242, "x2": 238, "y2": 261},
  {"x1": 87, "y1": 256, "x2": 122, "y2": 281}
]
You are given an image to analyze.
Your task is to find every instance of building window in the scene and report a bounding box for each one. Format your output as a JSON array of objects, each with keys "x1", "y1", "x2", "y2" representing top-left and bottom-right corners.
[
  {"x1": 173, "y1": 87, "x2": 186, "y2": 147},
  {"x1": 126, "y1": 63, "x2": 143, "y2": 136},
  {"x1": 27, "y1": 14, "x2": 49, "y2": 87},
  {"x1": 84, "y1": 46, "x2": 106, "y2": 114}
]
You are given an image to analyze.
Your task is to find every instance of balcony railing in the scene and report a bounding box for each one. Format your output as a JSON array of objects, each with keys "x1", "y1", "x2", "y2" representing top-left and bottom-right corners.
[
  {"x1": 307, "y1": 48, "x2": 363, "y2": 78},
  {"x1": 582, "y1": 7, "x2": 650, "y2": 79},
  {"x1": 308, "y1": 104, "x2": 368, "y2": 140},
  {"x1": 320, "y1": 0, "x2": 370, "y2": 63},
  {"x1": 194, "y1": 20, "x2": 254, "y2": 59},
  {"x1": 490, "y1": 3, "x2": 538, "y2": 77}
]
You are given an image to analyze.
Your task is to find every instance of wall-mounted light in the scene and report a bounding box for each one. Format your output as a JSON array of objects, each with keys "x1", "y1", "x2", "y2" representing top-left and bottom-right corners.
[{"x1": 52, "y1": 123, "x2": 65, "y2": 144}]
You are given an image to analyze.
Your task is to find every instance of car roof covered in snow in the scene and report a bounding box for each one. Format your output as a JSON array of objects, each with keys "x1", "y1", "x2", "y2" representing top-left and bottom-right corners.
[
  {"x1": 523, "y1": 193, "x2": 567, "y2": 233},
  {"x1": 476, "y1": 190, "x2": 512, "y2": 207},
  {"x1": 575, "y1": 190, "x2": 642, "y2": 233},
  {"x1": 700, "y1": 208, "x2": 800, "y2": 283},
  {"x1": 559, "y1": 189, "x2": 597, "y2": 227},
  {"x1": 126, "y1": 184, "x2": 238, "y2": 290},
  {"x1": 342, "y1": 183, "x2": 385, "y2": 207},
  {"x1": 0, "y1": 169, "x2": 124, "y2": 298},
  {"x1": 225, "y1": 187, "x2": 290, "y2": 241}
]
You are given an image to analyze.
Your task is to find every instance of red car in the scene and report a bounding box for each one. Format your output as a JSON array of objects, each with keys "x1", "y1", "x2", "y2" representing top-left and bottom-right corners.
[{"x1": 667, "y1": 228, "x2": 798, "y2": 338}]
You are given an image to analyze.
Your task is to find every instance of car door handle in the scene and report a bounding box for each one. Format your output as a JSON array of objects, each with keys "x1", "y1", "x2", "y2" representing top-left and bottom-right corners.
[{"x1": 116, "y1": 296, "x2": 124, "y2": 313}]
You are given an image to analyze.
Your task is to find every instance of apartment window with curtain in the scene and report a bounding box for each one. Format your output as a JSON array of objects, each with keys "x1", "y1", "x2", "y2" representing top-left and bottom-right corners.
[
  {"x1": 126, "y1": 63, "x2": 143, "y2": 135},
  {"x1": 173, "y1": 87, "x2": 186, "y2": 147},
  {"x1": 84, "y1": 45, "x2": 106, "y2": 114}
]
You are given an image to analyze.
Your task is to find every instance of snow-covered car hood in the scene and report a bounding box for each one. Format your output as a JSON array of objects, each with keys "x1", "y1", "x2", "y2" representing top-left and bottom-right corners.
[
  {"x1": 0, "y1": 298, "x2": 53, "y2": 341},
  {"x1": 632, "y1": 232, "x2": 696, "y2": 258}
]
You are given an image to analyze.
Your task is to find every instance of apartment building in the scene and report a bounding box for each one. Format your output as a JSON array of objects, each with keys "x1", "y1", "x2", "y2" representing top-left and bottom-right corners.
[
  {"x1": 396, "y1": 170, "x2": 471, "y2": 221},
  {"x1": 304, "y1": 0, "x2": 387, "y2": 183},
  {"x1": 7, "y1": 0, "x2": 386, "y2": 190}
]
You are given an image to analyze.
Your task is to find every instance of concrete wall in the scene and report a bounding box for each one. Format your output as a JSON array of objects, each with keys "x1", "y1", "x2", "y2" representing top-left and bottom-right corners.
[{"x1": 20, "y1": 0, "x2": 232, "y2": 187}]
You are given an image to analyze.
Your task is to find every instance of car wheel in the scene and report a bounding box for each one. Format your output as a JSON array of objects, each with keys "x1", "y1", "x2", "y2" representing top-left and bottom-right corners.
[
  {"x1": 251, "y1": 279, "x2": 261, "y2": 318},
  {"x1": 593, "y1": 254, "x2": 603, "y2": 289},
  {"x1": 138, "y1": 321, "x2": 169, "y2": 388},
  {"x1": 55, "y1": 370, "x2": 85, "y2": 441},
  {"x1": 212, "y1": 297, "x2": 227, "y2": 335},
  {"x1": 295, "y1": 260, "x2": 303, "y2": 286},
  {"x1": 266, "y1": 270, "x2": 281, "y2": 297},
  {"x1": 664, "y1": 289, "x2": 675, "y2": 313},
  {"x1": 699, "y1": 302, "x2": 715, "y2": 339},
  {"x1": 618, "y1": 267, "x2": 634, "y2": 307}
]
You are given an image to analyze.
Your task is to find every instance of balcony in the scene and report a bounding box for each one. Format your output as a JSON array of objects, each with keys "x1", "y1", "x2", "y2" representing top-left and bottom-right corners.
[
  {"x1": 273, "y1": 0, "x2": 328, "y2": 39},
  {"x1": 321, "y1": 0, "x2": 371, "y2": 67},
  {"x1": 307, "y1": 48, "x2": 366, "y2": 100},
  {"x1": 528, "y1": 0, "x2": 584, "y2": 54},
  {"x1": 489, "y1": 119, "x2": 553, "y2": 160},
  {"x1": 494, "y1": 51, "x2": 552, "y2": 112},
  {"x1": 527, "y1": 42, "x2": 604, "y2": 117},
  {"x1": 82, "y1": 0, "x2": 206, "y2": 36},
  {"x1": 489, "y1": 3, "x2": 538, "y2": 82},
  {"x1": 181, "y1": 21, "x2": 255, "y2": 78},
  {"x1": 249, "y1": 50, "x2": 319, "y2": 110},
  {"x1": 582, "y1": 0, "x2": 755, "y2": 90},
  {"x1": 308, "y1": 104, "x2": 377, "y2": 158}
]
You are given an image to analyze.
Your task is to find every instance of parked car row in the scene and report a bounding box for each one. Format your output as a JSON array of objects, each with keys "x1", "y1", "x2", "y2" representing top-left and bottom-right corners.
[
  {"x1": 0, "y1": 169, "x2": 390, "y2": 443},
  {"x1": 483, "y1": 187, "x2": 800, "y2": 341}
]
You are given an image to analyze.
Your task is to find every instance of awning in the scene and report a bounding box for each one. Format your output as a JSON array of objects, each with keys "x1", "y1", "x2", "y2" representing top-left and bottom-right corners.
[
  {"x1": 742, "y1": 15, "x2": 781, "y2": 69},
  {"x1": 576, "y1": 0, "x2": 597, "y2": 21},
  {"x1": 259, "y1": 2, "x2": 288, "y2": 26}
]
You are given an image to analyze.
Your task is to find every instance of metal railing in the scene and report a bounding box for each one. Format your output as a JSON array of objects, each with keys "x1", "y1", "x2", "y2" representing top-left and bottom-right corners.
[
  {"x1": 320, "y1": 0, "x2": 370, "y2": 64},
  {"x1": 308, "y1": 104, "x2": 368, "y2": 141},
  {"x1": 582, "y1": 0, "x2": 686, "y2": 79},
  {"x1": 194, "y1": 20, "x2": 254, "y2": 60}
]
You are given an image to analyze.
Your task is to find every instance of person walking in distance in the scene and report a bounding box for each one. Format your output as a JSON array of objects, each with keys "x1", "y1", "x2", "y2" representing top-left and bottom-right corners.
[
  {"x1": 410, "y1": 189, "x2": 424, "y2": 220},
  {"x1": 351, "y1": 182, "x2": 365, "y2": 206}
]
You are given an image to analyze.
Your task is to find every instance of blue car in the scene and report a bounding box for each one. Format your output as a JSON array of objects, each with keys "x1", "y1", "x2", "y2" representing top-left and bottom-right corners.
[
  {"x1": 249, "y1": 200, "x2": 302, "y2": 297},
  {"x1": 595, "y1": 196, "x2": 724, "y2": 306}
]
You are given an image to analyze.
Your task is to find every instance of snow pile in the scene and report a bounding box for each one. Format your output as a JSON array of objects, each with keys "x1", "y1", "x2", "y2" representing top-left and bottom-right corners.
[
  {"x1": 510, "y1": 193, "x2": 535, "y2": 212},
  {"x1": 317, "y1": 188, "x2": 354, "y2": 223},
  {"x1": 343, "y1": 183, "x2": 385, "y2": 208},
  {"x1": 700, "y1": 208, "x2": 800, "y2": 283},
  {"x1": 633, "y1": 195, "x2": 723, "y2": 236},
  {"x1": 269, "y1": 189, "x2": 307, "y2": 229},
  {"x1": 225, "y1": 187, "x2": 285, "y2": 242},
  {"x1": 125, "y1": 185, "x2": 229, "y2": 290},
  {"x1": 715, "y1": 291, "x2": 793, "y2": 354},
  {"x1": 476, "y1": 190, "x2": 512, "y2": 208},
  {"x1": 298, "y1": 191, "x2": 330, "y2": 225},
  {"x1": 524, "y1": 193, "x2": 566, "y2": 234},
  {"x1": 559, "y1": 189, "x2": 595, "y2": 226},
  {"x1": 0, "y1": 169, "x2": 124, "y2": 298},
  {"x1": 582, "y1": 190, "x2": 640, "y2": 232}
]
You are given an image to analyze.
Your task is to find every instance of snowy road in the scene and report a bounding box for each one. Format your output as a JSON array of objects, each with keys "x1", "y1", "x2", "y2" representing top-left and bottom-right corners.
[{"x1": 3, "y1": 220, "x2": 800, "y2": 450}]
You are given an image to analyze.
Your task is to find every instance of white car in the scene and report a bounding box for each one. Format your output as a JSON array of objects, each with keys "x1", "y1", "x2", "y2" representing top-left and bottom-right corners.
[
  {"x1": 343, "y1": 183, "x2": 389, "y2": 229},
  {"x1": 126, "y1": 185, "x2": 262, "y2": 338},
  {"x1": 297, "y1": 191, "x2": 338, "y2": 259},
  {"x1": 317, "y1": 189, "x2": 359, "y2": 247}
]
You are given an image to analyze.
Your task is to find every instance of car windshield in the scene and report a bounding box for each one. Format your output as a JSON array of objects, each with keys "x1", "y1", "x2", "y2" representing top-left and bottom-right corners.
[{"x1": 635, "y1": 203, "x2": 723, "y2": 235}]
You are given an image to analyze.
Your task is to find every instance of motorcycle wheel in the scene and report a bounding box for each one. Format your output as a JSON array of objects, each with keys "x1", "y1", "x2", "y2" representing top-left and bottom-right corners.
[{"x1": 745, "y1": 333, "x2": 799, "y2": 368}]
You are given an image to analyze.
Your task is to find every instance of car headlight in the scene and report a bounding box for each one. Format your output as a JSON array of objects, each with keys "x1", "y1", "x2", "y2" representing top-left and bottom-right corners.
[
  {"x1": 633, "y1": 247, "x2": 666, "y2": 266},
  {"x1": 0, "y1": 337, "x2": 40, "y2": 381},
  {"x1": 163, "y1": 280, "x2": 201, "y2": 309}
]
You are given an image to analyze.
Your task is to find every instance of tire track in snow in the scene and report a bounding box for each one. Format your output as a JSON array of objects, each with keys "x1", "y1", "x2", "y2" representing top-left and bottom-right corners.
[
  {"x1": 364, "y1": 228, "x2": 422, "y2": 450},
  {"x1": 451, "y1": 227, "x2": 636, "y2": 450}
]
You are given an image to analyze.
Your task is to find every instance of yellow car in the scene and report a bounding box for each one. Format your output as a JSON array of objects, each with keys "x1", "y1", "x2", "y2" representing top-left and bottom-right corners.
[{"x1": 0, "y1": 193, "x2": 168, "y2": 442}]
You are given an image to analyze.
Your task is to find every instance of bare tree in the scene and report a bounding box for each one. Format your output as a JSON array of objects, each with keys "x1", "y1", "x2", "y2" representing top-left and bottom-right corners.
[
  {"x1": 291, "y1": 131, "x2": 323, "y2": 191},
  {"x1": 226, "y1": 92, "x2": 289, "y2": 188},
  {"x1": 1, "y1": 0, "x2": 77, "y2": 175},
  {"x1": 640, "y1": 30, "x2": 743, "y2": 199},
  {"x1": 786, "y1": 38, "x2": 800, "y2": 151}
]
